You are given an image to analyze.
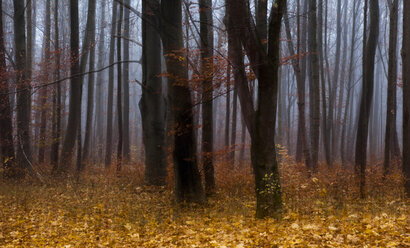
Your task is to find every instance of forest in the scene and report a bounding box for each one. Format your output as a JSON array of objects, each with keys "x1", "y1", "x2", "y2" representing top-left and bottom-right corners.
[{"x1": 0, "y1": 0, "x2": 409, "y2": 247}]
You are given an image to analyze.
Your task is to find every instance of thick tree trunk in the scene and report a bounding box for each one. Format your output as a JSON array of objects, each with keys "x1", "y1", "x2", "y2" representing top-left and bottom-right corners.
[
  {"x1": 140, "y1": 0, "x2": 167, "y2": 185},
  {"x1": 0, "y1": 0, "x2": 15, "y2": 173},
  {"x1": 226, "y1": 0, "x2": 285, "y2": 218},
  {"x1": 161, "y1": 0, "x2": 204, "y2": 202},
  {"x1": 199, "y1": 0, "x2": 215, "y2": 194},
  {"x1": 355, "y1": 0, "x2": 379, "y2": 198},
  {"x1": 59, "y1": 0, "x2": 82, "y2": 173},
  {"x1": 402, "y1": 0, "x2": 410, "y2": 197}
]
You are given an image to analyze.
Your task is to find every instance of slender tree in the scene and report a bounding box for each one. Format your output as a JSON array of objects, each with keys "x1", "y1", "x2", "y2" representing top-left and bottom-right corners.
[
  {"x1": 14, "y1": 0, "x2": 31, "y2": 175},
  {"x1": 38, "y1": 0, "x2": 51, "y2": 164},
  {"x1": 83, "y1": 0, "x2": 97, "y2": 163},
  {"x1": 105, "y1": 1, "x2": 118, "y2": 168},
  {"x1": 116, "y1": 3, "x2": 124, "y2": 172},
  {"x1": 58, "y1": 0, "x2": 82, "y2": 172},
  {"x1": 51, "y1": 0, "x2": 61, "y2": 170},
  {"x1": 0, "y1": 0, "x2": 15, "y2": 173},
  {"x1": 384, "y1": 0, "x2": 400, "y2": 176},
  {"x1": 200, "y1": 0, "x2": 215, "y2": 194},
  {"x1": 308, "y1": 0, "x2": 320, "y2": 171},
  {"x1": 402, "y1": 0, "x2": 410, "y2": 197},
  {"x1": 122, "y1": 0, "x2": 131, "y2": 162}
]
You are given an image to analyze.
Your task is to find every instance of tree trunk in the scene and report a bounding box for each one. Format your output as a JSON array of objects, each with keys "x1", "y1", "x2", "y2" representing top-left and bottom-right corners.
[
  {"x1": 95, "y1": 0, "x2": 106, "y2": 164},
  {"x1": 116, "y1": 3, "x2": 123, "y2": 172},
  {"x1": 51, "y1": 0, "x2": 61, "y2": 171},
  {"x1": 0, "y1": 0, "x2": 15, "y2": 173},
  {"x1": 38, "y1": 0, "x2": 51, "y2": 164},
  {"x1": 226, "y1": 0, "x2": 285, "y2": 218},
  {"x1": 284, "y1": 9, "x2": 311, "y2": 169},
  {"x1": 200, "y1": 0, "x2": 215, "y2": 194},
  {"x1": 14, "y1": 0, "x2": 31, "y2": 176},
  {"x1": 59, "y1": 0, "x2": 82, "y2": 172},
  {"x1": 341, "y1": 0, "x2": 359, "y2": 165},
  {"x1": 355, "y1": 0, "x2": 379, "y2": 198},
  {"x1": 384, "y1": 0, "x2": 399, "y2": 175},
  {"x1": 82, "y1": 0, "x2": 97, "y2": 164},
  {"x1": 122, "y1": 0, "x2": 131, "y2": 163},
  {"x1": 296, "y1": 0, "x2": 308, "y2": 162},
  {"x1": 161, "y1": 0, "x2": 204, "y2": 202},
  {"x1": 402, "y1": 0, "x2": 410, "y2": 197},
  {"x1": 225, "y1": 67, "x2": 231, "y2": 154},
  {"x1": 308, "y1": 0, "x2": 320, "y2": 172},
  {"x1": 105, "y1": 1, "x2": 118, "y2": 168},
  {"x1": 139, "y1": 0, "x2": 167, "y2": 185},
  {"x1": 230, "y1": 86, "x2": 238, "y2": 167}
]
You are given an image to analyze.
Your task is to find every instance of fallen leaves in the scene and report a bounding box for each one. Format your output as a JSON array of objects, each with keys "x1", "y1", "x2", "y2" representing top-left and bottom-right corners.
[{"x1": 0, "y1": 172, "x2": 409, "y2": 248}]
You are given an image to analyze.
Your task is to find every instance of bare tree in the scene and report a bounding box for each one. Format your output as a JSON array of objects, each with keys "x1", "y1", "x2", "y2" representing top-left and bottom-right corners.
[
  {"x1": 58, "y1": 0, "x2": 82, "y2": 173},
  {"x1": 13, "y1": 0, "x2": 31, "y2": 176},
  {"x1": 0, "y1": 0, "x2": 15, "y2": 173},
  {"x1": 105, "y1": 1, "x2": 118, "y2": 168},
  {"x1": 402, "y1": 0, "x2": 410, "y2": 197},
  {"x1": 139, "y1": 0, "x2": 167, "y2": 185},
  {"x1": 161, "y1": 0, "x2": 205, "y2": 202},
  {"x1": 226, "y1": 0, "x2": 286, "y2": 218},
  {"x1": 200, "y1": 0, "x2": 215, "y2": 194},
  {"x1": 355, "y1": 0, "x2": 379, "y2": 198}
]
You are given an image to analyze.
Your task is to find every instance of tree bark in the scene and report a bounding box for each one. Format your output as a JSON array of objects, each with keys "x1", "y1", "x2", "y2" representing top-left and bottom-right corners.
[
  {"x1": 139, "y1": 0, "x2": 167, "y2": 185},
  {"x1": 82, "y1": 0, "x2": 97, "y2": 164},
  {"x1": 95, "y1": 0, "x2": 106, "y2": 164},
  {"x1": 226, "y1": 0, "x2": 285, "y2": 218},
  {"x1": 105, "y1": 1, "x2": 118, "y2": 168},
  {"x1": 284, "y1": 9, "x2": 311, "y2": 169},
  {"x1": 161, "y1": 0, "x2": 205, "y2": 202},
  {"x1": 402, "y1": 0, "x2": 410, "y2": 197},
  {"x1": 116, "y1": 3, "x2": 123, "y2": 172},
  {"x1": 384, "y1": 0, "x2": 399, "y2": 176},
  {"x1": 51, "y1": 0, "x2": 61, "y2": 171},
  {"x1": 14, "y1": 0, "x2": 31, "y2": 176},
  {"x1": 122, "y1": 0, "x2": 131, "y2": 163},
  {"x1": 355, "y1": 0, "x2": 379, "y2": 198},
  {"x1": 38, "y1": 0, "x2": 51, "y2": 164},
  {"x1": 200, "y1": 0, "x2": 215, "y2": 194},
  {"x1": 59, "y1": 0, "x2": 82, "y2": 173},
  {"x1": 0, "y1": 0, "x2": 15, "y2": 173},
  {"x1": 308, "y1": 0, "x2": 320, "y2": 172}
]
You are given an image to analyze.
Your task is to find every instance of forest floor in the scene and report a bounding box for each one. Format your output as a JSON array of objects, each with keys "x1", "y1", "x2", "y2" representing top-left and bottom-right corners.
[{"x1": 0, "y1": 157, "x2": 409, "y2": 247}]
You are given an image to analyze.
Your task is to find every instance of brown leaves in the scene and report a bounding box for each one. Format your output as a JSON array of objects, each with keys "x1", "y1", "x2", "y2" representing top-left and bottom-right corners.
[{"x1": 0, "y1": 164, "x2": 409, "y2": 247}]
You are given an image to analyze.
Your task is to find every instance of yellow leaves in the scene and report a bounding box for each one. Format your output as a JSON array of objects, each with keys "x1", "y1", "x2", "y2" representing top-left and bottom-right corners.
[
  {"x1": 0, "y1": 175, "x2": 408, "y2": 248},
  {"x1": 124, "y1": 223, "x2": 132, "y2": 231}
]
